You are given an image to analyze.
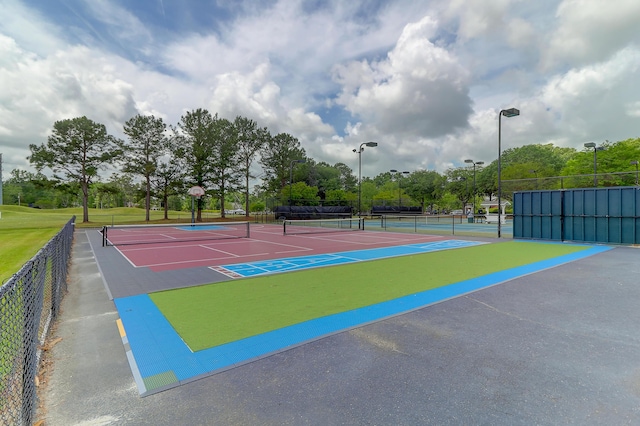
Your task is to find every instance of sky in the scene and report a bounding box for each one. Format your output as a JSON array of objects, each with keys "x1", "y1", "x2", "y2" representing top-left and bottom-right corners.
[{"x1": 1, "y1": 0, "x2": 640, "y2": 184}]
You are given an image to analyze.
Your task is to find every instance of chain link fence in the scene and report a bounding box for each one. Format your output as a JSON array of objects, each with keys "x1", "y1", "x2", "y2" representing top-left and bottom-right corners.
[
  {"x1": 501, "y1": 171, "x2": 640, "y2": 197},
  {"x1": 1, "y1": 216, "x2": 75, "y2": 426}
]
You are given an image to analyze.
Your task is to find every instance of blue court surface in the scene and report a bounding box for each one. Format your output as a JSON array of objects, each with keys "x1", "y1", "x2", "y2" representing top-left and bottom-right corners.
[
  {"x1": 114, "y1": 241, "x2": 612, "y2": 396},
  {"x1": 211, "y1": 239, "x2": 482, "y2": 278}
]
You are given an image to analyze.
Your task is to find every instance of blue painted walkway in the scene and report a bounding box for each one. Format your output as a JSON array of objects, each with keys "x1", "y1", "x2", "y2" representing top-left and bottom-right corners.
[{"x1": 114, "y1": 241, "x2": 612, "y2": 396}]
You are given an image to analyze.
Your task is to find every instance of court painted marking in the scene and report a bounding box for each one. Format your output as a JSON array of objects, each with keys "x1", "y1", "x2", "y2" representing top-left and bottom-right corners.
[{"x1": 210, "y1": 239, "x2": 485, "y2": 278}]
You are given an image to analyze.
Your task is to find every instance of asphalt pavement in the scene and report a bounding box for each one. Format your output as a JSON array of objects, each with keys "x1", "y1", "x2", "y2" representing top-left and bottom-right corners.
[{"x1": 39, "y1": 229, "x2": 640, "y2": 425}]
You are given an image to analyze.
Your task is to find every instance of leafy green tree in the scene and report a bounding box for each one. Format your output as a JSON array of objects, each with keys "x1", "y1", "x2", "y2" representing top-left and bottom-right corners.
[
  {"x1": 121, "y1": 114, "x2": 169, "y2": 221},
  {"x1": 325, "y1": 189, "x2": 353, "y2": 206},
  {"x1": 173, "y1": 109, "x2": 218, "y2": 221},
  {"x1": 106, "y1": 173, "x2": 138, "y2": 207},
  {"x1": 404, "y1": 170, "x2": 445, "y2": 213},
  {"x1": 309, "y1": 161, "x2": 343, "y2": 192},
  {"x1": 259, "y1": 132, "x2": 306, "y2": 195},
  {"x1": 234, "y1": 116, "x2": 269, "y2": 217},
  {"x1": 29, "y1": 116, "x2": 122, "y2": 222},
  {"x1": 561, "y1": 138, "x2": 640, "y2": 187},
  {"x1": 309, "y1": 162, "x2": 356, "y2": 193},
  {"x1": 372, "y1": 171, "x2": 395, "y2": 187},
  {"x1": 438, "y1": 192, "x2": 460, "y2": 212},
  {"x1": 54, "y1": 181, "x2": 81, "y2": 208},
  {"x1": 3, "y1": 169, "x2": 50, "y2": 206},
  {"x1": 209, "y1": 116, "x2": 240, "y2": 218},
  {"x1": 444, "y1": 168, "x2": 472, "y2": 210},
  {"x1": 280, "y1": 181, "x2": 318, "y2": 206},
  {"x1": 153, "y1": 158, "x2": 184, "y2": 219},
  {"x1": 335, "y1": 163, "x2": 357, "y2": 192},
  {"x1": 359, "y1": 180, "x2": 379, "y2": 213},
  {"x1": 91, "y1": 182, "x2": 121, "y2": 209},
  {"x1": 478, "y1": 143, "x2": 575, "y2": 199}
]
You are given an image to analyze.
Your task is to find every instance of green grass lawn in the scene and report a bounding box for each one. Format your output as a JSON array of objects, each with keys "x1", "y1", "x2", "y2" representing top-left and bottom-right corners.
[
  {"x1": 0, "y1": 205, "x2": 217, "y2": 282},
  {"x1": 0, "y1": 206, "x2": 72, "y2": 282},
  {"x1": 150, "y1": 241, "x2": 590, "y2": 351}
]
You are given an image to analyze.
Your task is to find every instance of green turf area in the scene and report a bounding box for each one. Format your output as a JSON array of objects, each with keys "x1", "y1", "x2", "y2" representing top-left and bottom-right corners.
[{"x1": 150, "y1": 241, "x2": 590, "y2": 351}]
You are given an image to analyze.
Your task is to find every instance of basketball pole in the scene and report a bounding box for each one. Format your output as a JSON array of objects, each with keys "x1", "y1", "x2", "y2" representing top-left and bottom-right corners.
[
  {"x1": 191, "y1": 195, "x2": 195, "y2": 224},
  {"x1": 188, "y1": 186, "x2": 205, "y2": 224}
]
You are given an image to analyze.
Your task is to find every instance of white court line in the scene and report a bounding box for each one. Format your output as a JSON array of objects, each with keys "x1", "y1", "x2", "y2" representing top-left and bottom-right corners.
[
  {"x1": 139, "y1": 251, "x2": 274, "y2": 268},
  {"x1": 117, "y1": 238, "x2": 313, "y2": 268},
  {"x1": 113, "y1": 245, "x2": 139, "y2": 268}
]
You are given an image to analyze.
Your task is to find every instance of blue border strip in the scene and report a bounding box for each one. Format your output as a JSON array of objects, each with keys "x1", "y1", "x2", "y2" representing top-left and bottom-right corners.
[{"x1": 115, "y1": 243, "x2": 612, "y2": 396}]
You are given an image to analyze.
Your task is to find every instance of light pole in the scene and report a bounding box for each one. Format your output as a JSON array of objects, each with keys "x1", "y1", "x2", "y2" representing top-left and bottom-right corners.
[
  {"x1": 289, "y1": 159, "x2": 306, "y2": 216},
  {"x1": 631, "y1": 160, "x2": 639, "y2": 186},
  {"x1": 465, "y1": 159, "x2": 484, "y2": 216},
  {"x1": 353, "y1": 142, "x2": 378, "y2": 215},
  {"x1": 498, "y1": 107, "x2": 520, "y2": 238},
  {"x1": 390, "y1": 169, "x2": 410, "y2": 210},
  {"x1": 584, "y1": 142, "x2": 603, "y2": 187}
]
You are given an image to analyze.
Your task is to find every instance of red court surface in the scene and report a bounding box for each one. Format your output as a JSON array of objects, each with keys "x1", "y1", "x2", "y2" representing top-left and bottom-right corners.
[{"x1": 113, "y1": 224, "x2": 448, "y2": 272}]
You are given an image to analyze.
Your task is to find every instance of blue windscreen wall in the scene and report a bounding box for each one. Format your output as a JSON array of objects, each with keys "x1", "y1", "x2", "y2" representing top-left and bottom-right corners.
[{"x1": 513, "y1": 187, "x2": 640, "y2": 244}]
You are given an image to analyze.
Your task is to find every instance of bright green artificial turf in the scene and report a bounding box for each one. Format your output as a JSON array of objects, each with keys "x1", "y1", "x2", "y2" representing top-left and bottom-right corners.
[{"x1": 151, "y1": 241, "x2": 589, "y2": 351}]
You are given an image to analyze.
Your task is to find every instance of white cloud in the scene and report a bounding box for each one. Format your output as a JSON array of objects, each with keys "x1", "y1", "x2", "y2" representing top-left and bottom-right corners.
[
  {"x1": 542, "y1": 0, "x2": 640, "y2": 70},
  {"x1": 332, "y1": 15, "x2": 473, "y2": 144},
  {"x1": 444, "y1": 0, "x2": 511, "y2": 41},
  {"x1": 539, "y1": 47, "x2": 640, "y2": 141},
  {"x1": 1, "y1": 0, "x2": 639, "y2": 183},
  {"x1": 0, "y1": 0, "x2": 64, "y2": 56},
  {"x1": 0, "y1": 34, "x2": 138, "y2": 172}
]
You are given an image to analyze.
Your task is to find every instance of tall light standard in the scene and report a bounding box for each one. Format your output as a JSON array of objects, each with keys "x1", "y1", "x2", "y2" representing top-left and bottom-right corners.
[
  {"x1": 584, "y1": 142, "x2": 603, "y2": 187},
  {"x1": 289, "y1": 159, "x2": 306, "y2": 215},
  {"x1": 498, "y1": 107, "x2": 520, "y2": 238},
  {"x1": 390, "y1": 169, "x2": 410, "y2": 209},
  {"x1": 464, "y1": 159, "x2": 484, "y2": 215},
  {"x1": 353, "y1": 142, "x2": 378, "y2": 215},
  {"x1": 631, "y1": 160, "x2": 639, "y2": 186}
]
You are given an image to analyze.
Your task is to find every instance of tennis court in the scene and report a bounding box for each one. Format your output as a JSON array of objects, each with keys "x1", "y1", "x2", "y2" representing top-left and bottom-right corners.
[
  {"x1": 90, "y1": 221, "x2": 612, "y2": 396},
  {"x1": 100, "y1": 221, "x2": 450, "y2": 272}
]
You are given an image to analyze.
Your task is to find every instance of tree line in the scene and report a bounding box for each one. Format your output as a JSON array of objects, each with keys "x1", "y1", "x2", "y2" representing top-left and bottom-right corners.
[{"x1": 2, "y1": 110, "x2": 638, "y2": 222}]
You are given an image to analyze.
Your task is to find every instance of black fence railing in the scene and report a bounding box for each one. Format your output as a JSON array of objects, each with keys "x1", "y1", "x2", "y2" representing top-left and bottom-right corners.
[{"x1": 0, "y1": 216, "x2": 75, "y2": 426}]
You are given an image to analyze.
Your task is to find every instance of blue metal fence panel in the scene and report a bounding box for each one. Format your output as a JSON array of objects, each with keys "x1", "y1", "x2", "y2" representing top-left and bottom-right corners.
[
  {"x1": 513, "y1": 190, "x2": 563, "y2": 240},
  {"x1": 514, "y1": 187, "x2": 640, "y2": 244}
]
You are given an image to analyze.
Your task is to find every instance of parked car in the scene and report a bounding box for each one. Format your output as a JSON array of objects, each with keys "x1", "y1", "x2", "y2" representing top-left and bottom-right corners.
[
  {"x1": 451, "y1": 209, "x2": 463, "y2": 215},
  {"x1": 225, "y1": 209, "x2": 246, "y2": 215}
]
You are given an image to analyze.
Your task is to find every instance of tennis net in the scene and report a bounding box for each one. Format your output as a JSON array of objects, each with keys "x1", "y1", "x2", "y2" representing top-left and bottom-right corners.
[
  {"x1": 101, "y1": 221, "x2": 250, "y2": 246},
  {"x1": 283, "y1": 217, "x2": 364, "y2": 235}
]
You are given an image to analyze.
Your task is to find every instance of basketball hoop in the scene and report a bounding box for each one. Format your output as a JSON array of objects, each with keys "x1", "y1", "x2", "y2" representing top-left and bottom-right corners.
[
  {"x1": 187, "y1": 186, "x2": 205, "y2": 224},
  {"x1": 188, "y1": 186, "x2": 205, "y2": 198}
]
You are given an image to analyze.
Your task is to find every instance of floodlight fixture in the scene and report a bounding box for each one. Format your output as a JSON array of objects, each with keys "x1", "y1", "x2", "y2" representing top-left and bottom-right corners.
[{"x1": 501, "y1": 108, "x2": 520, "y2": 118}]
